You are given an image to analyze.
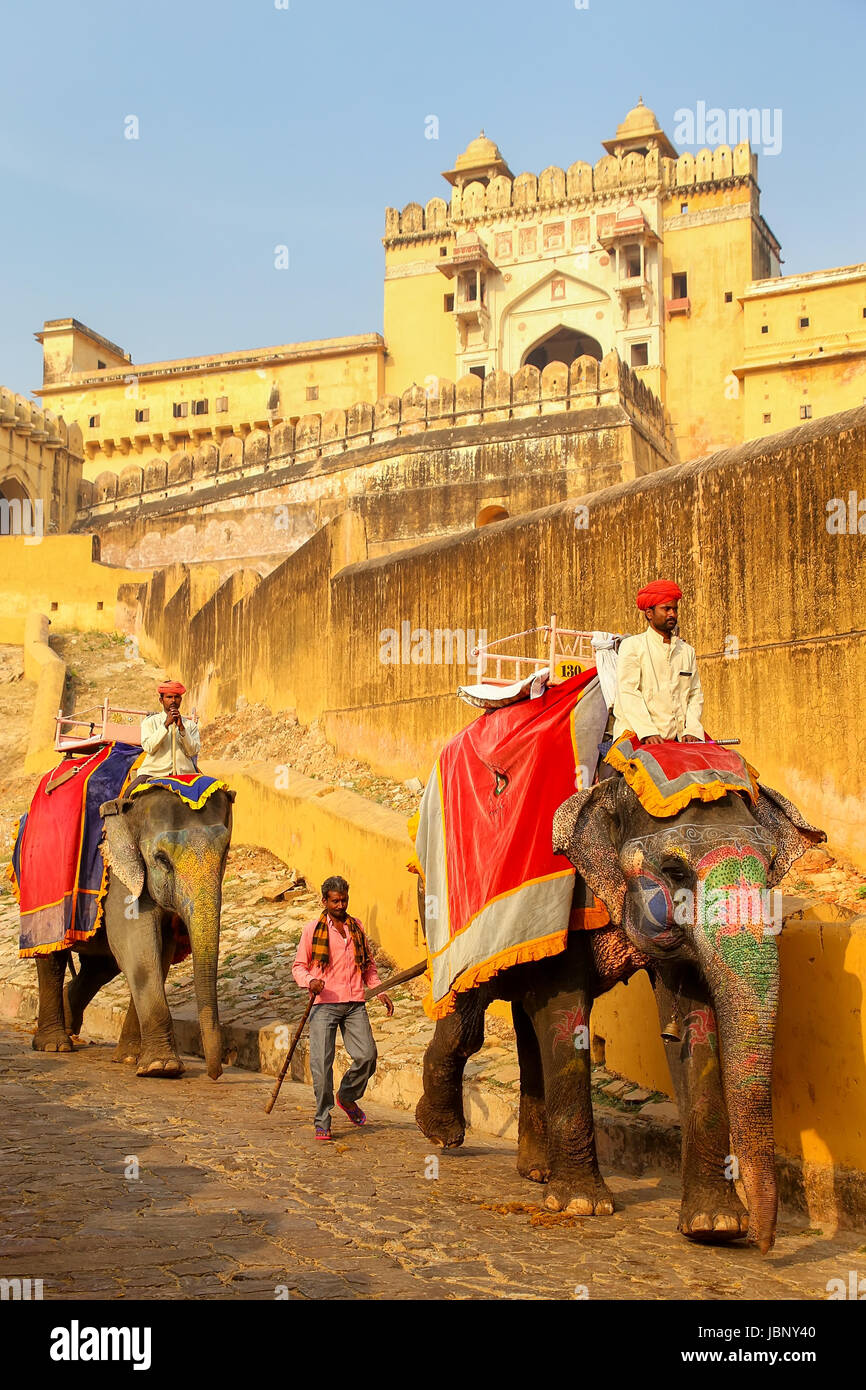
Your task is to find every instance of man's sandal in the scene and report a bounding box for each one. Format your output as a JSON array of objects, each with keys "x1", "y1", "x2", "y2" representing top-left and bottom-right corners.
[
  {"x1": 337, "y1": 1098, "x2": 367, "y2": 1126},
  {"x1": 314, "y1": 1125, "x2": 332, "y2": 1141}
]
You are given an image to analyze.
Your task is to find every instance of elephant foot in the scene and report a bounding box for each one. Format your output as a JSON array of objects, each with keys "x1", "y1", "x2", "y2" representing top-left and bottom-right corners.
[
  {"x1": 415, "y1": 1092, "x2": 465, "y2": 1149},
  {"x1": 136, "y1": 1052, "x2": 184, "y2": 1078},
  {"x1": 545, "y1": 1172, "x2": 615, "y2": 1216},
  {"x1": 32, "y1": 1025, "x2": 74, "y2": 1053},
  {"x1": 112, "y1": 1044, "x2": 139, "y2": 1065},
  {"x1": 679, "y1": 1182, "x2": 749, "y2": 1243},
  {"x1": 517, "y1": 1136, "x2": 550, "y2": 1184}
]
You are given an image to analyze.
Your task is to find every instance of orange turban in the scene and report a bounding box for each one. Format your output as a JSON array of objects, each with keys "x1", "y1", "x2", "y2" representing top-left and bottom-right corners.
[
  {"x1": 157, "y1": 680, "x2": 186, "y2": 695},
  {"x1": 636, "y1": 580, "x2": 682, "y2": 611}
]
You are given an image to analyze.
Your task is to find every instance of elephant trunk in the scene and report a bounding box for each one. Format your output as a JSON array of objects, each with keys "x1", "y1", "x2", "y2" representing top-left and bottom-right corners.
[
  {"x1": 187, "y1": 893, "x2": 223, "y2": 1081},
  {"x1": 702, "y1": 934, "x2": 780, "y2": 1255}
]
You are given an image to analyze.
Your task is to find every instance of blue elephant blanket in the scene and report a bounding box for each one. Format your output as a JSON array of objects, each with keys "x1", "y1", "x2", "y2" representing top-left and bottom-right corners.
[{"x1": 10, "y1": 743, "x2": 145, "y2": 957}]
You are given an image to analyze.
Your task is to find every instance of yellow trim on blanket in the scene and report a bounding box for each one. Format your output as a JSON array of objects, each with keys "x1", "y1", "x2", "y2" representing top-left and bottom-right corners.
[
  {"x1": 428, "y1": 868, "x2": 573, "y2": 960},
  {"x1": 605, "y1": 732, "x2": 760, "y2": 817},
  {"x1": 127, "y1": 777, "x2": 230, "y2": 811},
  {"x1": 423, "y1": 928, "x2": 570, "y2": 1020}
]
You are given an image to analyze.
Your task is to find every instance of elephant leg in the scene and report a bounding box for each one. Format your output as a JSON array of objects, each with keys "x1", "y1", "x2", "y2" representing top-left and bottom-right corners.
[
  {"x1": 113, "y1": 997, "x2": 142, "y2": 1065},
  {"x1": 652, "y1": 965, "x2": 748, "y2": 1243},
  {"x1": 105, "y1": 885, "x2": 183, "y2": 1078},
  {"x1": 32, "y1": 950, "x2": 74, "y2": 1052},
  {"x1": 64, "y1": 954, "x2": 120, "y2": 1035},
  {"x1": 113, "y1": 927, "x2": 174, "y2": 1065},
  {"x1": 415, "y1": 989, "x2": 487, "y2": 1149},
  {"x1": 524, "y1": 943, "x2": 613, "y2": 1215},
  {"x1": 513, "y1": 1000, "x2": 549, "y2": 1183}
]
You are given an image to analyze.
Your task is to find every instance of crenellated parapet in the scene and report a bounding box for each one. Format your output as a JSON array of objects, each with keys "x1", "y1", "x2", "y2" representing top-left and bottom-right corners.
[
  {"x1": 0, "y1": 386, "x2": 83, "y2": 456},
  {"x1": 384, "y1": 143, "x2": 756, "y2": 242},
  {"x1": 76, "y1": 350, "x2": 667, "y2": 516}
]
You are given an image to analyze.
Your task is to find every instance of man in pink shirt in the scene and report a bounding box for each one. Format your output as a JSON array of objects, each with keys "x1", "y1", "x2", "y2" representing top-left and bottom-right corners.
[{"x1": 292, "y1": 875, "x2": 394, "y2": 1140}]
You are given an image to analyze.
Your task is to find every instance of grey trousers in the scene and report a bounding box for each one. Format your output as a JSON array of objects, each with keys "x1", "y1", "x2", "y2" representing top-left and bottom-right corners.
[{"x1": 308, "y1": 1002, "x2": 378, "y2": 1128}]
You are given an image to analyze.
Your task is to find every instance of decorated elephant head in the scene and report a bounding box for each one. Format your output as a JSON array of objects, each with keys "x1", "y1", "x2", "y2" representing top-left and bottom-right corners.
[
  {"x1": 553, "y1": 777, "x2": 825, "y2": 1254},
  {"x1": 100, "y1": 785, "x2": 235, "y2": 1080}
]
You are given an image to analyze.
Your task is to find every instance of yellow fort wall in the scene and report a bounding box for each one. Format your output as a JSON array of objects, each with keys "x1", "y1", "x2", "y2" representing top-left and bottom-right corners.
[
  {"x1": 0, "y1": 535, "x2": 151, "y2": 644},
  {"x1": 37, "y1": 333, "x2": 385, "y2": 483}
]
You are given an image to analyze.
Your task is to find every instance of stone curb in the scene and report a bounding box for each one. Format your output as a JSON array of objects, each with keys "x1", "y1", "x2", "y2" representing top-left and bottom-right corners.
[{"x1": 4, "y1": 973, "x2": 864, "y2": 1230}]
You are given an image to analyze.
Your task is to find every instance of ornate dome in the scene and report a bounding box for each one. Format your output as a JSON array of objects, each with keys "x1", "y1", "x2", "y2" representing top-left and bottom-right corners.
[
  {"x1": 616, "y1": 99, "x2": 660, "y2": 139},
  {"x1": 442, "y1": 130, "x2": 513, "y2": 187},
  {"x1": 454, "y1": 131, "x2": 505, "y2": 170},
  {"x1": 602, "y1": 98, "x2": 678, "y2": 160}
]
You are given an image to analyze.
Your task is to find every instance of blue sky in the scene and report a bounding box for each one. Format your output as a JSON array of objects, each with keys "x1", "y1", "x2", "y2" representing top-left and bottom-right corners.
[{"x1": 0, "y1": 0, "x2": 863, "y2": 394}]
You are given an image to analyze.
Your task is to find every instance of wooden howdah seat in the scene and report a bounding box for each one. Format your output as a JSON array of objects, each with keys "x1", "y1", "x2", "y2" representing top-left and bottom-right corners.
[
  {"x1": 54, "y1": 699, "x2": 149, "y2": 755},
  {"x1": 459, "y1": 614, "x2": 597, "y2": 708}
]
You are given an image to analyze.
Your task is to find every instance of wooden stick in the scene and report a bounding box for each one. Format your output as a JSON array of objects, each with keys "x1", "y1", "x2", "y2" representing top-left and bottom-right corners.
[
  {"x1": 364, "y1": 958, "x2": 427, "y2": 1000},
  {"x1": 170, "y1": 724, "x2": 177, "y2": 775},
  {"x1": 264, "y1": 994, "x2": 315, "y2": 1114}
]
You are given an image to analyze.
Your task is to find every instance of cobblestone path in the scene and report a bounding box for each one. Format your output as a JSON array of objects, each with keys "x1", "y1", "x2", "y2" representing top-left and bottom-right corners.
[{"x1": 1, "y1": 1025, "x2": 862, "y2": 1301}]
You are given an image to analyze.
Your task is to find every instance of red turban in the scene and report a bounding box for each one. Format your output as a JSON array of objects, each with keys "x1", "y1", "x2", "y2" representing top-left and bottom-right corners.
[
  {"x1": 636, "y1": 580, "x2": 682, "y2": 611},
  {"x1": 157, "y1": 679, "x2": 186, "y2": 695}
]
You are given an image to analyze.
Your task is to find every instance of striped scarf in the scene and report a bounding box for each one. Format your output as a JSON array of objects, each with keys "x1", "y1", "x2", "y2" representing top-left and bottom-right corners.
[{"x1": 310, "y1": 911, "x2": 370, "y2": 975}]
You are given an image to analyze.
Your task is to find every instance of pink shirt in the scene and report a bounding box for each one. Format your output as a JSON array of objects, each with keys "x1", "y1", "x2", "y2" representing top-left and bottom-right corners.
[{"x1": 291, "y1": 916, "x2": 382, "y2": 1004}]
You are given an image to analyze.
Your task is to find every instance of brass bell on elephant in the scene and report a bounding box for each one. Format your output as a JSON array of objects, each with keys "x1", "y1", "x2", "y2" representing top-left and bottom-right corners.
[{"x1": 660, "y1": 1014, "x2": 682, "y2": 1042}]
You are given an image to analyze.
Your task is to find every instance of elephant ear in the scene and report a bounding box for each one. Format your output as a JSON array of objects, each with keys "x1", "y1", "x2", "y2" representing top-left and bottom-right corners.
[
  {"x1": 552, "y1": 780, "x2": 626, "y2": 926},
  {"x1": 751, "y1": 783, "x2": 827, "y2": 887},
  {"x1": 100, "y1": 797, "x2": 145, "y2": 900}
]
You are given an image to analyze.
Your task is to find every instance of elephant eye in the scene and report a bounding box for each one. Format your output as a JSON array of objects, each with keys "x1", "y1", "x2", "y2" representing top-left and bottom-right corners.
[
  {"x1": 660, "y1": 858, "x2": 691, "y2": 886},
  {"x1": 154, "y1": 850, "x2": 172, "y2": 871}
]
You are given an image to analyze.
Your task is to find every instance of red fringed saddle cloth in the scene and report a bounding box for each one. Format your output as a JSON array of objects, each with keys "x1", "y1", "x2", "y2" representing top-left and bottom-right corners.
[
  {"x1": 604, "y1": 734, "x2": 760, "y2": 817},
  {"x1": 414, "y1": 670, "x2": 610, "y2": 1019}
]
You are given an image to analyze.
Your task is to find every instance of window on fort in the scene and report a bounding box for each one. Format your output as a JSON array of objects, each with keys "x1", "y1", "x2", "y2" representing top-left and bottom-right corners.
[
  {"x1": 761, "y1": 325, "x2": 769, "y2": 334},
  {"x1": 444, "y1": 293, "x2": 454, "y2": 313},
  {"x1": 88, "y1": 414, "x2": 100, "y2": 428},
  {"x1": 439, "y1": 246, "x2": 448, "y2": 256},
  {"x1": 630, "y1": 342, "x2": 649, "y2": 367},
  {"x1": 134, "y1": 408, "x2": 149, "y2": 423},
  {"x1": 763, "y1": 413, "x2": 771, "y2": 424},
  {"x1": 192, "y1": 399, "x2": 208, "y2": 415},
  {"x1": 623, "y1": 244, "x2": 642, "y2": 279},
  {"x1": 173, "y1": 402, "x2": 188, "y2": 418},
  {"x1": 97, "y1": 360, "x2": 106, "y2": 369},
  {"x1": 551, "y1": 278, "x2": 566, "y2": 301},
  {"x1": 671, "y1": 272, "x2": 688, "y2": 300},
  {"x1": 725, "y1": 291, "x2": 733, "y2": 303},
  {"x1": 680, "y1": 203, "x2": 688, "y2": 214},
  {"x1": 799, "y1": 316, "x2": 810, "y2": 329},
  {"x1": 463, "y1": 276, "x2": 478, "y2": 302},
  {"x1": 306, "y1": 386, "x2": 319, "y2": 401},
  {"x1": 800, "y1": 404, "x2": 812, "y2": 419},
  {"x1": 468, "y1": 365, "x2": 486, "y2": 381},
  {"x1": 215, "y1": 396, "x2": 228, "y2": 412}
]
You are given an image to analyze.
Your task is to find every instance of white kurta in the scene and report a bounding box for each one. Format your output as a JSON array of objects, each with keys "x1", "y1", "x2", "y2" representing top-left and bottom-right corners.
[
  {"x1": 139, "y1": 713, "x2": 201, "y2": 776},
  {"x1": 612, "y1": 627, "x2": 705, "y2": 742}
]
